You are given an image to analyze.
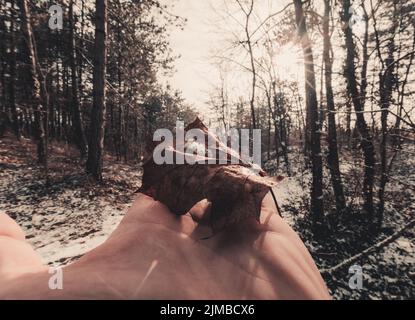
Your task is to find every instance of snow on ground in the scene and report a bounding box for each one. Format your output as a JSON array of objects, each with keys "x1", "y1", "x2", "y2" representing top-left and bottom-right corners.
[
  {"x1": 33, "y1": 209, "x2": 124, "y2": 266},
  {"x1": 0, "y1": 135, "x2": 140, "y2": 266},
  {"x1": 1, "y1": 135, "x2": 414, "y2": 299},
  {"x1": 0, "y1": 161, "x2": 134, "y2": 266},
  {"x1": 272, "y1": 177, "x2": 305, "y2": 226},
  {"x1": 266, "y1": 146, "x2": 415, "y2": 300}
]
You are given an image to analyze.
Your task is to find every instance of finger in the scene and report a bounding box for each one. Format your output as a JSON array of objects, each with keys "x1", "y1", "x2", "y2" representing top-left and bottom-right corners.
[
  {"x1": 125, "y1": 193, "x2": 172, "y2": 222},
  {"x1": 221, "y1": 192, "x2": 283, "y2": 236},
  {"x1": 0, "y1": 212, "x2": 26, "y2": 241},
  {"x1": 188, "y1": 199, "x2": 211, "y2": 224},
  {"x1": 0, "y1": 214, "x2": 45, "y2": 280},
  {"x1": 0, "y1": 237, "x2": 45, "y2": 279},
  {"x1": 115, "y1": 193, "x2": 200, "y2": 237},
  {"x1": 186, "y1": 200, "x2": 217, "y2": 239},
  {"x1": 187, "y1": 192, "x2": 280, "y2": 236}
]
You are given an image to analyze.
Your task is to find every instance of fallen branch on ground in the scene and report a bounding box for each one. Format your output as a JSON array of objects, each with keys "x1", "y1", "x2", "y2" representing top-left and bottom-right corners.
[{"x1": 321, "y1": 218, "x2": 415, "y2": 275}]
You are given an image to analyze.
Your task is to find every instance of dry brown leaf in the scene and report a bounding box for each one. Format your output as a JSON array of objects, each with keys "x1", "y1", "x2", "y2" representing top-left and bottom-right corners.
[{"x1": 139, "y1": 118, "x2": 276, "y2": 231}]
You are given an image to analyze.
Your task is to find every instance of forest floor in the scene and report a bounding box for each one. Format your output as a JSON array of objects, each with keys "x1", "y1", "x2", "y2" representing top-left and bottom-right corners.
[
  {"x1": 268, "y1": 144, "x2": 415, "y2": 300},
  {"x1": 0, "y1": 132, "x2": 414, "y2": 300}
]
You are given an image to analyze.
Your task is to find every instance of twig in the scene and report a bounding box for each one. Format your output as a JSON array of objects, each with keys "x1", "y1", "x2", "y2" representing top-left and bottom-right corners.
[
  {"x1": 321, "y1": 218, "x2": 415, "y2": 275},
  {"x1": 270, "y1": 188, "x2": 282, "y2": 218}
]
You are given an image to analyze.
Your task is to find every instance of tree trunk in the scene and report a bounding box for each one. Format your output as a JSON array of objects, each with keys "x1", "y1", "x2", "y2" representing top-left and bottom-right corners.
[
  {"x1": 9, "y1": 0, "x2": 19, "y2": 139},
  {"x1": 345, "y1": 98, "x2": 352, "y2": 146},
  {"x1": 360, "y1": 4, "x2": 369, "y2": 109},
  {"x1": 56, "y1": 59, "x2": 62, "y2": 139},
  {"x1": 267, "y1": 103, "x2": 271, "y2": 160},
  {"x1": 0, "y1": 0, "x2": 8, "y2": 137},
  {"x1": 265, "y1": 88, "x2": 280, "y2": 170},
  {"x1": 377, "y1": 2, "x2": 398, "y2": 225},
  {"x1": 237, "y1": 0, "x2": 257, "y2": 129},
  {"x1": 341, "y1": 0, "x2": 376, "y2": 222},
  {"x1": 293, "y1": 0, "x2": 324, "y2": 225},
  {"x1": 18, "y1": 0, "x2": 47, "y2": 165},
  {"x1": 78, "y1": 0, "x2": 85, "y2": 99},
  {"x1": 393, "y1": 25, "x2": 415, "y2": 147},
  {"x1": 323, "y1": 0, "x2": 346, "y2": 214},
  {"x1": 62, "y1": 64, "x2": 68, "y2": 139},
  {"x1": 274, "y1": 90, "x2": 291, "y2": 177},
  {"x1": 69, "y1": 0, "x2": 88, "y2": 158},
  {"x1": 86, "y1": 0, "x2": 108, "y2": 182}
]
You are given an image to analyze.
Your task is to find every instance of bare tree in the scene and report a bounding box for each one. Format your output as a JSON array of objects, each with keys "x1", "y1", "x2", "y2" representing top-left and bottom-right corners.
[
  {"x1": 393, "y1": 22, "x2": 415, "y2": 146},
  {"x1": 9, "y1": 0, "x2": 19, "y2": 139},
  {"x1": 0, "y1": 0, "x2": 9, "y2": 137},
  {"x1": 341, "y1": 0, "x2": 376, "y2": 222},
  {"x1": 375, "y1": 0, "x2": 405, "y2": 225},
  {"x1": 293, "y1": 0, "x2": 324, "y2": 225},
  {"x1": 208, "y1": 64, "x2": 231, "y2": 131},
  {"x1": 323, "y1": 0, "x2": 346, "y2": 214},
  {"x1": 17, "y1": 0, "x2": 47, "y2": 165},
  {"x1": 236, "y1": 0, "x2": 257, "y2": 129},
  {"x1": 86, "y1": 0, "x2": 108, "y2": 181},
  {"x1": 69, "y1": 0, "x2": 88, "y2": 158}
]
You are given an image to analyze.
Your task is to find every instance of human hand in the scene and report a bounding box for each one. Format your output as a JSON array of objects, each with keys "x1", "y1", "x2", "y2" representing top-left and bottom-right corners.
[{"x1": 0, "y1": 193, "x2": 330, "y2": 299}]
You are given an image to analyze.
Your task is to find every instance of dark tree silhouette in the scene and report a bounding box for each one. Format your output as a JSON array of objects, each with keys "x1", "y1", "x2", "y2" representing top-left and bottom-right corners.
[
  {"x1": 293, "y1": 0, "x2": 324, "y2": 226},
  {"x1": 86, "y1": 0, "x2": 108, "y2": 181}
]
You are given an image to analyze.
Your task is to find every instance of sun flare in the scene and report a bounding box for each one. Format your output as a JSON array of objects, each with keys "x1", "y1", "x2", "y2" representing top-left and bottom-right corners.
[{"x1": 274, "y1": 45, "x2": 302, "y2": 79}]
